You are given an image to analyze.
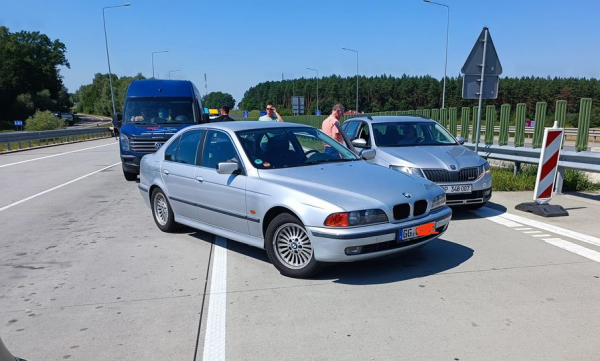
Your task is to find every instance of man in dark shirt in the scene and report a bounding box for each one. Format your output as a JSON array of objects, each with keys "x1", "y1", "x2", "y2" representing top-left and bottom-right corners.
[{"x1": 211, "y1": 106, "x2": 235, "y2": 122}]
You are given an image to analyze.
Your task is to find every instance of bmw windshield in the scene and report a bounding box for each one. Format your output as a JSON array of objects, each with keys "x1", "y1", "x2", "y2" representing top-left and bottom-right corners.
[
  {"x1": 123, "y1": 98, "x2": 195, "y2": 125},
  {"x1": 373, "y1": 122, "x2": 458, "y2": 147},
  {"x1": 236, "y1": 127, "x2": 359, "y2": 169}
]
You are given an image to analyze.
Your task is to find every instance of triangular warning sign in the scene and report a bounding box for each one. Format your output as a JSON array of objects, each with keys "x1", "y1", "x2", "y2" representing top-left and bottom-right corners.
[{"x1": 461, "y1": 27, "x2": 502, "y2": 76}]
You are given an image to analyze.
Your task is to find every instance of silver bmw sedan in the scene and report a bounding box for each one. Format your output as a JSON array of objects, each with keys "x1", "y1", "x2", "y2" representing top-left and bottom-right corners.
[
  {"x1": 138, "y1": 121, "x2": 452, "y2": 278},
  {"x1": 342, "y1": 116, "x2": 492, "y2": 209}
]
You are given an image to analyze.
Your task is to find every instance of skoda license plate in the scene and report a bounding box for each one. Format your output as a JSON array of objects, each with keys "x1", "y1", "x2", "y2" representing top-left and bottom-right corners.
[
  {"x1": 399, "y1": 222, "x2": 437, "y2": 242},
  {"x1": 441, "y1": 184, "x2": 472, "y2": 194}
]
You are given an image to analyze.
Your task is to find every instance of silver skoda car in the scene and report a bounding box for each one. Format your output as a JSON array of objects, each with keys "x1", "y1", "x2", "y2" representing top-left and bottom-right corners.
[
  {"x1": 342, "y1": 116, "x2": 492, "y2": 208},
  {"x1": 138, "y1": 121, "x2": 451, "y2": 278}
]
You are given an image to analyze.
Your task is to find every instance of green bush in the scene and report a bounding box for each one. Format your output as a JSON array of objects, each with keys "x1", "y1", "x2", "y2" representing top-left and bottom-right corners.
[
  {"x1": 25, "y1": 110, "x2": 65, "y2": 131},
  {"x1": 491, "y1": 165, "x2": 600, "y2": 192}
]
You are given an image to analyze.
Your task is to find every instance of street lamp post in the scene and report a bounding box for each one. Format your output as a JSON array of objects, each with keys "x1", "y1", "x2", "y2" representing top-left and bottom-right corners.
[
  {"x1": 152, "y1": 50, "x2": 168, "y2": 79},
  {"x1": 168, "y1": 69, "x2": 181, "y2": 79},
  {"x1": 102, "y1": 2, "x2": 131, "y2": 117},
  {"x1": 306, "y1": 68, "x2": 319, "y2": 114},
  {"x1": 424, "y1": 0, "x2": 449, "y2": 109},
  {"x1": 342, "y1": 47, "x2": 359, "y2": 114}
]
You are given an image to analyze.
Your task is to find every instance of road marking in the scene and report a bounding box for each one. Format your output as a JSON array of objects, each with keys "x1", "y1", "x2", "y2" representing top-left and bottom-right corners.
[
  {"x1": 532, "y1": 234, "x2": 552, "y2": 237},
  {"x1": 515, "y1": 228, "x2": 532, "y2": 231},
  {"x1": 202, "y1": 236, "x2": 227, "y2": 361},
  {"x1": 523, "y1": 231, "x2": 542, "y2": 234},
  {"x1": 0, "y1": 162, "x2": 121, "y2": 212},
  {"x1": 544, "y1": 238, "x2": 600, "y2": 263},
  {"x1": 473, "y1": 207, "x2": 600, "y2": 248},
  {"x1": 0, "y1": 142, "x2": 117, "y2": 169}
]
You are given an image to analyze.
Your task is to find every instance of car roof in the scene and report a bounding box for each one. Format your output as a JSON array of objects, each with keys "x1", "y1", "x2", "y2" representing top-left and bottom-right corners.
[
  {"x1": 345, "y1": 115, "x2": 435, "y2": 124},
  {"x1": 185, "y1": 121, "x2": 314, "y2": 132}
]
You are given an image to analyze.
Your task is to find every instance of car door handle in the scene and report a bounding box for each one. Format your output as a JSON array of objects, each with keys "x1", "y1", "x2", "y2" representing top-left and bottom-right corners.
[
  {"x1": 195, "y1": 176, "x2": 204, "y2": 183},
  {"x1": 163, "y1": 169, "x2": 169, "y2": 175}
]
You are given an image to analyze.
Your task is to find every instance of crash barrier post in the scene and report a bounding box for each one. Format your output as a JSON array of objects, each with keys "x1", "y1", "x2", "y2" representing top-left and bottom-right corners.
[
  {"x1": 576, "y1": 98, "x2": 592, "y2": 152},
  {"x1": 485, "y1": 105, "x2": 496, "y2": 145},
  {"x1": 532, "y1": 102, "x2": 547, "y2": 148},
  {"x1": 499, "y1": 104, "x2": 511, "y2": 146},
  {"x1": 460, "y1": 107, "x2": 470, "y2": 139},
  {"x1": 449, "y1": 107, "x2": 458, "y2": 136},
  {"x1": 555, "y1": 100, "x2": 567, "y2": 149},
  {"x1": 431, "y1": 109, "x2": 440, "y2": 123},
  {"x1": 439, "y1": 108, "x2": 448, "y2": 129},
  {"x1": 514, "y1": 103, "x2": 526, "y2": 147}
]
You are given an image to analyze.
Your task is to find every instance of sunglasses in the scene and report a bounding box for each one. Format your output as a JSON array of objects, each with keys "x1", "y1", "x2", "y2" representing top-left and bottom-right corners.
[{"x1": 266, "y1": 107, "x2": 274, "y2": 110}]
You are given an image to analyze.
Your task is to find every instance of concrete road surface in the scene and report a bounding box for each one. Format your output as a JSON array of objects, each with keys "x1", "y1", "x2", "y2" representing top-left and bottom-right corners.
[{"x1": 1, "y1": 139, "x2": 599, "y2": 360}]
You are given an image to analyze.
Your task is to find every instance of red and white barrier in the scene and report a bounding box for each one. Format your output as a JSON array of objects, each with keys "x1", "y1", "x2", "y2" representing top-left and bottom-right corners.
[{"x1": 533, "y1": 124, "x2": 564, "y2": 204}]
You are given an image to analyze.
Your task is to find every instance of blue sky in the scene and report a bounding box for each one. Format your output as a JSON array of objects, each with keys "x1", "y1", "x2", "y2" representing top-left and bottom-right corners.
[{"x1": 2, "y1": 0, "x2": 600, "y2": 107}]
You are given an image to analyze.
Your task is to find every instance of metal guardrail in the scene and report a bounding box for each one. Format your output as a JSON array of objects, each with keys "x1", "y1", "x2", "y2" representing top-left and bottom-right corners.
[{"x1": 0, "y1": 127, "x2": 113, "y2": 151}]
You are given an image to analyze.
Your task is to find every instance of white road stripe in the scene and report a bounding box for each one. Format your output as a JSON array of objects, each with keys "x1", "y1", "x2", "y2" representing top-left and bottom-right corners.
[
  {"x1": 544, "y1": 238, "x2": 600, "y2": 263},
  {"x1": 473, "y1": 207, "x2": 600, "y2": 248},
  {"x1": 0, "y1": 142, "x2": 117, "y2": 168},
  {"x1": 202, "y1": 236, "x2": 228, "y2": 361},
  {"x1": 532, "y1": 234, "x2": 552, "y2": 238},
  {"x1": 0, "y1": 162, "x2": 121, "y2": 212},
  {"x1": 515, "y1": 228, "x2": 532, "y2": 231},
  {"x1": 523, "y1": 231, "x2": 542, "y2": 234}
]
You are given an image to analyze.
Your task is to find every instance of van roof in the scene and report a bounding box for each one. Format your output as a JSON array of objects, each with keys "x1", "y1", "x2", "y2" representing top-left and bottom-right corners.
[{"x1": 126, "y1": 79, "x2": 194, "y2": 98}]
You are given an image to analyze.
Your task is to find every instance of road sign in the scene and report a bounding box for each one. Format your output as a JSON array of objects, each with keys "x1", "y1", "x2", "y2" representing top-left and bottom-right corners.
[
  {"x1": 316, "y1": 109, "x2": 321, "y2": 115},
  {"x1": 14, "y1": 120, "x2": 23, "y2": 126},
  {"x1": 292, "y1": 96, "x2": 305, "y2": 114},
  {"x1": 259, "y1": 111, "x2": 267, "y2": 116},
  {"x1": 533, "y1": 127, "x2": 564, "y2": 203},
  {"x1": 462, "y1": 74, "x2": 499, "y2": 99},
  {"x1": 461, "y1": 28, "x2": 502, "y2": 76},
  {"x1": 243, "y1": 111, "x2": 249, "y2": 118}
]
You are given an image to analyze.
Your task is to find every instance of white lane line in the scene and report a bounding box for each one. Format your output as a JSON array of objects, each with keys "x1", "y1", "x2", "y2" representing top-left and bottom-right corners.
[
  {"x1": 515, "y1": 228, "x2": 532, "y2": 231},
  {"x1": 0, "y1": 162, "x2": 121, "y2": 212},
  {"x1": 523, "y1": 231, "x2": 542, "y2": 234},
  {"x1": 202, "y1": 236, "x2": 227, "y2": 361},
  {"x1": 473, "y1": 207, "x2": 600, "y2": 248},
  {"x1": 544, "y1": 238, "x2": 600, "y2": 263},
  {"x1": 532, "y1": 234, "x2": 552, "y2": 238},
  {"x1": 0, "y1": 142, "x2": 117, "y2": 169}
]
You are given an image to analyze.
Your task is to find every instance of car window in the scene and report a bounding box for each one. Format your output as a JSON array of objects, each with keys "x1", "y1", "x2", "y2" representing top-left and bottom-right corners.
[
  {"x1": 373, "y1": 122, "x2": 458, "y2": 147},
  {"x1": 175, "y1": 130, "x2": 203, "y2": 164},
  {"x1": 357, "y1": 124, "x2": 370, "y2": 145},
  {"x1": 164, "y1": 135, "x2": 180, "y2": 162},
  {"x1": 201, "y1": 130, "x2": 239, "y2": 169},
  {"x1": 342, "y1": 121, "x2": 360, "y2": 138}
]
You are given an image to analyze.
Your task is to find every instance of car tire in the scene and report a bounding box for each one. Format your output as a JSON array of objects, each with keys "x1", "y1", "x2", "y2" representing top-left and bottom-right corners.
[
  {"x1": 464, "y1": 202, "x2": 487, "y2": 210},
  {"x1": 265, "y1": 213, "x2": 320, "y2": 278},
  {"x1": 151, "y1": 188, "x2": 178, "y2": 232},
  {"x1": 123, "y1": 168, "x2": 138, "y2": 181}
]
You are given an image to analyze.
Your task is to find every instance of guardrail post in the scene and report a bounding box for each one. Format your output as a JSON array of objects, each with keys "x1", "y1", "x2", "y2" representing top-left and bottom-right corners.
[
  {"x1": 460, "y1": 107, "x2": 470, "y2": 139},
  {"x1": 555, "y1": 100, "x2": 567, "y2": 149},
  {"x1": 499, "y1": 104, "x2": 511, "y2": 146},
  {"x1": 485, "y1": 105, "x2": 496, "y2": 145},
  {"x1": 431, "y1": 109, "x2": 440, "y2": 123},
  {"x1": 576, "y1": 98, "x2": 592, "y2": 152},
  {"x1": 532, "y1": 101, "x2": 547, "y2": 148},
  {"x1": 472, "y1": 106, "x2": 479, "y2": 143},
  {"x1": 448, "y1": 108, "x2": 458, "y2": 136},
  {"x1": 514, "y1": 103, "x2": 526, "y2": 147},
  {"x1": 439, "y1": 108, "x2": 448, "y2": 129}
]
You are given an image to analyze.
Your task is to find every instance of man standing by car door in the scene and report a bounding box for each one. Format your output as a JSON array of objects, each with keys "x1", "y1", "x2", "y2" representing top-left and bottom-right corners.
[{"x1": 321, "y1": 103, "x2": 345, "y2": 157}]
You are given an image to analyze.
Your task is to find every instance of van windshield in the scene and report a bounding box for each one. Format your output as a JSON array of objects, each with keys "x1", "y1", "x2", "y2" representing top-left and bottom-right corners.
[{"x1": 123, "y1": 98, "x2": 195, "y2": 125}]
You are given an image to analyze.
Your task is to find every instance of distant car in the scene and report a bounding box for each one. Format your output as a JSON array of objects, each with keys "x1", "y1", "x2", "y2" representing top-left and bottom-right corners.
[
  {"x1": 138, "y1": 121, "x2": 451, "y2": 278},
  {"x1": 60, "y1": 112, "x2": 74, "y2": 126},
  {"x1": 341, "y1": 115, "x2": 492, "y2": 209}
]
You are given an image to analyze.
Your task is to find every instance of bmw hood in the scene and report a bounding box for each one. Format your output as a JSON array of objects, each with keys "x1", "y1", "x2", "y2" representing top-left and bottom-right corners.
[
  {"x1": 258, "y1": 161, "x2": 442, "y2": 211},
  {"x1": 380, "y1": 145, "x2": 484, "y2": 170}
]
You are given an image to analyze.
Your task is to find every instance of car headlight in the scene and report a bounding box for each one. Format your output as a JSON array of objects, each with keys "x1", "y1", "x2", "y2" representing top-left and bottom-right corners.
[
  {"x1": 390, "y1": 165, "x2": 424, "y2": 178},
  {"x1": 120, "y1": 132, "x2": 130, "y2": 151},
  {"x1": 478, "y1": 162, "x2": 491, "y2": 179},
  {"x1": 324, "y1": 209, "x2": 388, "y2": 227},
  {"x1": 431, "y1": 193, "x2": 446, "y2": 210}
]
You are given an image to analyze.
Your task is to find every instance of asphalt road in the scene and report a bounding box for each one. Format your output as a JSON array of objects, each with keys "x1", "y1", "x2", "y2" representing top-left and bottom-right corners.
[{"x1": 1, "y1": 139, "x2": 599, "y2": 360}]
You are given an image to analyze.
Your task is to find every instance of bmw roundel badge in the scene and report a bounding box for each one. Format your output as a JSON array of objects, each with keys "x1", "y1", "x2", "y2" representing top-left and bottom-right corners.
[{"x1": 403, "y1": 192, "x2": 411, "y2": 198}]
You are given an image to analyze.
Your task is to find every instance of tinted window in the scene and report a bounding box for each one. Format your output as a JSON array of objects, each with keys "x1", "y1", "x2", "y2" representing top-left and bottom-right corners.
[
  {"x1": 201, "y1": 130, "x2": 239, "y2": 169},
  {"x1": 175, "y1": 130, "x2": 203, "y2": 164},
  {"x1": 342, "y1": 121, "x2": 360, "y2": 138},
  {"x1": 164, "y1": 136, "x2": 180, "y2": 162}
]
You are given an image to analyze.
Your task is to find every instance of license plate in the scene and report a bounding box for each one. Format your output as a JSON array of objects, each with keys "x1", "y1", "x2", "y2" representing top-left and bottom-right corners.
[
  {"x1": 399, "y1": 222, "x2": 438, "y2": 242},
  {"x1": 441, "y1": 184, "x2": 472, "y2": 194}
]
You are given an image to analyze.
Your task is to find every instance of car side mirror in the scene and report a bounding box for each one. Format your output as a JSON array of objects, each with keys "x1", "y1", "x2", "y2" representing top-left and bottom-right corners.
[
  {"x1": 217, "y1": 162, "x2": 240, "y2": 174},
  {"x1": 456, "y1": 136, "x2": 465, "y2": 145},
  {"x1": 112, "y1": 113, "x2": 122, "y2": 128},
  {"x1": 361, "y1": 149, "x2": 376, "y2": 160},
  {"x1": 352, "y1": 138, "x2": 367, "y2": 148}
]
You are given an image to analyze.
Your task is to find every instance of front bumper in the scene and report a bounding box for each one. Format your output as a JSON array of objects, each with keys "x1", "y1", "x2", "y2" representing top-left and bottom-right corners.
[
  {"x1": 306, "y1": 207, "x2": 452, "y2": 262},
  {"x1": 122, "y1": 155, "x2": 141, "y2": 173},
  {"x1": 439, "y1": 173, "x2": 492, "y2": 206}
]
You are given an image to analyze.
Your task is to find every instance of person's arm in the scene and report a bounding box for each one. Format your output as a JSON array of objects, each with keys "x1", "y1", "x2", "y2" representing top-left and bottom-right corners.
[{"x1": 273, "y1": 107, "x2": 284, "y2": 122}]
